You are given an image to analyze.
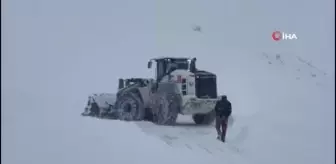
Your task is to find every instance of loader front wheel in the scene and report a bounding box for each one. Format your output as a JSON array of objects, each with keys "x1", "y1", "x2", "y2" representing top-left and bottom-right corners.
[
  {"x1": 151, "y1": 93, "x2": 180, "y2": 126},
  {"x1": 115, "y1": 92, "x2": 145, "y2": 121}
]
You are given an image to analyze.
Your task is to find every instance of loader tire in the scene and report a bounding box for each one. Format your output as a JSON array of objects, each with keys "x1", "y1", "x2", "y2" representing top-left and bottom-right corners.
[
  {"x1": 192, "y1": 110, "x2": 216, "y2": 125},
  {"x1": 115, "y1": 92, "x2": 145, "y2": 121},
  {"x1": 151, "y1": 93, "x2": 179, "y2": 126}
]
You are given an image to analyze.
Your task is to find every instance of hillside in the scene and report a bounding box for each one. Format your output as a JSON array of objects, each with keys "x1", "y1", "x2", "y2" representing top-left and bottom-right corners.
[{"x1": 2, "y1": 0, "x2": 334, "y2": 164}]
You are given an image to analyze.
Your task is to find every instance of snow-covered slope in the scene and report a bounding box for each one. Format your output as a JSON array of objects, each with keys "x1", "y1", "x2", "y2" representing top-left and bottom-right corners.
[{"x1": 2, "y1": 0, "x2": 334, "y2": 164}]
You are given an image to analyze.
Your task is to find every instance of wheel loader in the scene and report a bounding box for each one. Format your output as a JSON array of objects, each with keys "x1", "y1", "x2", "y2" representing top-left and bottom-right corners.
[{"x1": 82, "y1": 57, "x2": 221, "y2": 125}]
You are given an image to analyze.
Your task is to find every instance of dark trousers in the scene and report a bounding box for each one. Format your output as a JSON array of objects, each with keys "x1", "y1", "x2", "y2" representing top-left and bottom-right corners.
[{"x1": 215, "y1": 115, "x2": 228, "y2": 141}]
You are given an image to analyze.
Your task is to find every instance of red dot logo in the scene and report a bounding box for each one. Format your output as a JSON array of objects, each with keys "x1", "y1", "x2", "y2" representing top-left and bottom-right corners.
[{"x1": 272, "y1": 31, "x2": 281, "y2": 41}]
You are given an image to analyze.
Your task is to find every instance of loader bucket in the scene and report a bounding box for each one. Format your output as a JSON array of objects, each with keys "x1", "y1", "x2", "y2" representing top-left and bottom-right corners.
[{"x1": 82, "y1": 93, "x2": 117, "y2": 117}]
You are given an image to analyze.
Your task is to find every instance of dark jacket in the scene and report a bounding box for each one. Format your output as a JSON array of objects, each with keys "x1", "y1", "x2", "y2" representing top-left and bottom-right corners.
[{"x1": 215, "y1": 96, "x2": 232, "y2": 117}]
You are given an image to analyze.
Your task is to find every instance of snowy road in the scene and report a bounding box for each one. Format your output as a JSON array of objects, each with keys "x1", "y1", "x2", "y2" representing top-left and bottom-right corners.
[
  {"x1": 136, "y1": 115, "x2": 245, "y2": 155},
  {"x1": 2, "y1": 0, "x2": 334, "y2": 163}
]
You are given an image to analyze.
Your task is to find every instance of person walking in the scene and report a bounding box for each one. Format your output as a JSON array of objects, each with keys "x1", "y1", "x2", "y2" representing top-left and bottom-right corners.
[{"x1": 215, "y1": 95, "x2": 232, "y2": 142}]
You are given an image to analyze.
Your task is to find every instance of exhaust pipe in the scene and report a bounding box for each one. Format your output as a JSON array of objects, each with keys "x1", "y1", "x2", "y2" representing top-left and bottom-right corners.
[{"x1": 118, "y1": 78, "x2": 124, "y2": 89}]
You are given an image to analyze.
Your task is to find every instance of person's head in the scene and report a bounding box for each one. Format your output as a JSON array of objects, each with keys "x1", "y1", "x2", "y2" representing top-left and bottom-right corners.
[{"x1": 221, "y1": 95, "x2": 227, "y2": 100}]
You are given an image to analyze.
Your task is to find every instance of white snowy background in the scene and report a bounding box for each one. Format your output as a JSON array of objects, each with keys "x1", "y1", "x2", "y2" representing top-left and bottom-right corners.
[{"x1": 2, "y1": 0, "x2": 335, "y2": 164}]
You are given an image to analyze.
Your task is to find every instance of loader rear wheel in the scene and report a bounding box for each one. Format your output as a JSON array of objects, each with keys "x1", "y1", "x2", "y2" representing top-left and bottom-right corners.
[
  {"x1": 115, "y1": 92, "x2": 145, "y2": 121},
  {"x1": 151, "y1": 93, "x2": 180, "y2": 126},
  {"x1": 192, "y1": 110, "x2": 216, "y2": 125}
]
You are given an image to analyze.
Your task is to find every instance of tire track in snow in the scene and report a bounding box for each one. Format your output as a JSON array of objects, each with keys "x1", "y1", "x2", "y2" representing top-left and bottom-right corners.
[{"x1": 136, "y1": 116, "x2": 249, "y2": 157}]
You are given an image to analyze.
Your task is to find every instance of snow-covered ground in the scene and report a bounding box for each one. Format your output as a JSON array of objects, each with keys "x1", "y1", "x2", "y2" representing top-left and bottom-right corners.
[{"x1": 2, "y1": 0, "x2": 334, "y2": 164}]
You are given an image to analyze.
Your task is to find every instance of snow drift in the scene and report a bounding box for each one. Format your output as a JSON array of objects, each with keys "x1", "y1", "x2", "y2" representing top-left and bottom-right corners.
[{"x1": 2, "y1": 0, "x2": 334, "y2": 164}]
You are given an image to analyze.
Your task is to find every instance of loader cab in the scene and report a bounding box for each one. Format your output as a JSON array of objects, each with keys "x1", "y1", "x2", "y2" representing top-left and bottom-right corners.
[{"x1": 147, "y1": 57, "x2": 197, "y2": 82}]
